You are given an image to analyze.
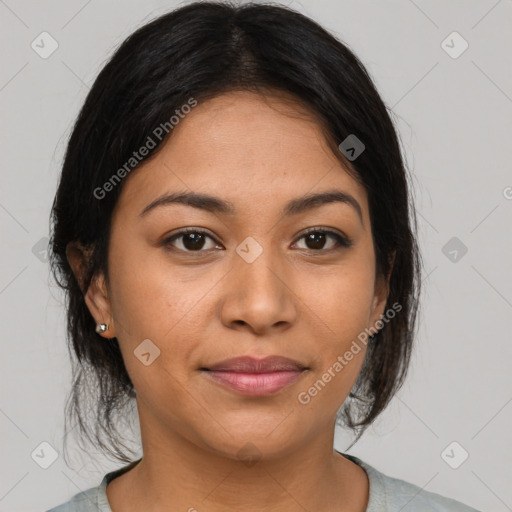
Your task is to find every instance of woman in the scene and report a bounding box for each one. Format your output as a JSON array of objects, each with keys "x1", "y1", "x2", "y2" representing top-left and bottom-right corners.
[{"x1": 46, "y1": 1, "x2": 479, "y2": 510}]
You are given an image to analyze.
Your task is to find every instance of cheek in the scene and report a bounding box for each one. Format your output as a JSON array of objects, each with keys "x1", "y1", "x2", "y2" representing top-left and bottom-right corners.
[
  {"x1": 107, "y1": 243, "x2": 210, "y2": 380},
  {"x1": 296, "y1": 258, "x2": 375, "y2": 401},
  {"x1": 305, "y1": 261, "x2": 376, "y2": 340},
  {"x1": 107, "y1": 236, "x2": 189, "y2": 336}
]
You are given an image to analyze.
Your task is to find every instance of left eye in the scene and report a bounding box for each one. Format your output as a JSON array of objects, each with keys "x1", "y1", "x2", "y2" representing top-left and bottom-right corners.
[
  {"x1": 293, "y1": 229, "x2": 352, "y2": 251},
  {"x1": 163, "y1": 228, "x2": 352, "y2": 253}
]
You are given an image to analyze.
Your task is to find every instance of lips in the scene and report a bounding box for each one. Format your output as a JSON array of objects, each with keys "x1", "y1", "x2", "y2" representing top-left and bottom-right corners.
[
  {"x1": 201, "y1": 356, "x2": 308, "y2": 396},
  {"x1": 203, "y1": 355, "x2": 307, "y2": 373}
]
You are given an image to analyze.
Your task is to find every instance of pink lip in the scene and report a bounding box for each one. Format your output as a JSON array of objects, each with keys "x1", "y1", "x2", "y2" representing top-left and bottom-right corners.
[
  {"x1": 204, "y1": 370, "x2": 305, "y2": 396},
  {"x1": 201, "y1": 355, "x2": 308, "y2": 396}
]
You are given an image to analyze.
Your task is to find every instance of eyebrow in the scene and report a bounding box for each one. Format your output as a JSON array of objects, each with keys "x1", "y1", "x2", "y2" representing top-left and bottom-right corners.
[{"x1": 139, "y1": 189, "x2": 363, "y2": 225}]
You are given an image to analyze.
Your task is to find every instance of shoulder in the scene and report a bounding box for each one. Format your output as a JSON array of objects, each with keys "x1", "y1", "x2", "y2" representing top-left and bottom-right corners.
[
  {"x1": 343, "y1": 453, "x2": 481, "y2": 512},
  {"x1": 45, "y1": 459, "x2": 141, "y2": 512},
  {"x1": 45, "y1": 478, "x2": 108, "y2": 512}
]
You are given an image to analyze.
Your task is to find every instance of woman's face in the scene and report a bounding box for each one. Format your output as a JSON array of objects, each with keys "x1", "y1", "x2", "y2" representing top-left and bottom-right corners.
[{"x1": 84, "y1": 90, "x2": 390, "y2": 460}]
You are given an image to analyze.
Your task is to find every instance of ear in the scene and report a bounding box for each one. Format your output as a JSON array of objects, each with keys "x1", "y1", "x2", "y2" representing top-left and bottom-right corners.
[
  {"x1": 66, "y1": 241, "x2": 116, "y2": 339},
  {"x1": 369, "y1": 250, "x2": 396, "y2": 330}
]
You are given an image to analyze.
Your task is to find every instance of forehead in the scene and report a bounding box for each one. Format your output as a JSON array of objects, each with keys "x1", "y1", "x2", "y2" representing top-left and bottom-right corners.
[{"x1": 114, "y1": 90, "x2": 368, "y2": 223}]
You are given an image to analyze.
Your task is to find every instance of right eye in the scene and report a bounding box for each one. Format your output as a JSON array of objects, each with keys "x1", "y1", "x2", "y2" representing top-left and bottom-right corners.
[{"x1": 162, "y1": 228, "x2": 223, "y2": 253}]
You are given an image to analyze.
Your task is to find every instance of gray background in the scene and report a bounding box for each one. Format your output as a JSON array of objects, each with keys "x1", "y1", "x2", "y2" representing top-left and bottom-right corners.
[{"x1": 1, "y1": 0, "x2": 511, "y2": 511}]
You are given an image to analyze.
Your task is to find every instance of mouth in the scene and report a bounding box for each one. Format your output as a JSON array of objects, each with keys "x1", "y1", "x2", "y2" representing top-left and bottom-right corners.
[{"x1": 200, "y1": 355, "x2": 309, "y2": 396}]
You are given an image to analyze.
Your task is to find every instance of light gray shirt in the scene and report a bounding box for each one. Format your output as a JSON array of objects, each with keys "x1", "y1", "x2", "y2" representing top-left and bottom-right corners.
[{"x1": 46, "y1": 452, "x2": 481, "y2": 511}]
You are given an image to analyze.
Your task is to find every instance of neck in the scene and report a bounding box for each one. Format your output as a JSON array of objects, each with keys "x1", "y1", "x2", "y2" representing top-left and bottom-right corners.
[{"x1": 106, "y1": 406, "x2": 369, "y2": 512}]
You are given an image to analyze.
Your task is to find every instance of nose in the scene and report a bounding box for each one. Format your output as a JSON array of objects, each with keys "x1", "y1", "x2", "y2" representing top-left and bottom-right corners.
[{"x1": 218, "y1": 248, "x2": 298, "y2": 336}]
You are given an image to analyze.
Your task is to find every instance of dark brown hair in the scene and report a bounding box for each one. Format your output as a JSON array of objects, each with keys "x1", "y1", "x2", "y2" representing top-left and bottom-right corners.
[{"x1": 49, "y1": 0, "x2": 423, "y2": 464}]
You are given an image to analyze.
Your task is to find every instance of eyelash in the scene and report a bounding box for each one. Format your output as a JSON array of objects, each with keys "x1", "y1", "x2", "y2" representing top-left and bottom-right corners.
[{"x1": 162, "y1": 227, "x2": 353, "y2": 255}]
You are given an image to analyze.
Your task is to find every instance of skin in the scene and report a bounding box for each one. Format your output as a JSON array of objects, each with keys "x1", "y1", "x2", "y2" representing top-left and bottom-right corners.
[{"x1": 67, "y1": 90, "x2": 392, "y2": 512}]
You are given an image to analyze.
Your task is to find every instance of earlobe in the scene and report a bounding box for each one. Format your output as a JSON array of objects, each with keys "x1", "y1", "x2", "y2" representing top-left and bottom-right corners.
[
  {"x1": 84, "y1": 273, "x2": 114, "y2": 332},
  {"x1": 66, "y1": 241, "x2": 115, "y2": 338}
]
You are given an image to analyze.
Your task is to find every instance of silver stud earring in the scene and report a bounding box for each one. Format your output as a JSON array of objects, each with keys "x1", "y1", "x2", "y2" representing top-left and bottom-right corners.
[{"x1": 96, "y1": 323, "x2": 109, "y2": 334}]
